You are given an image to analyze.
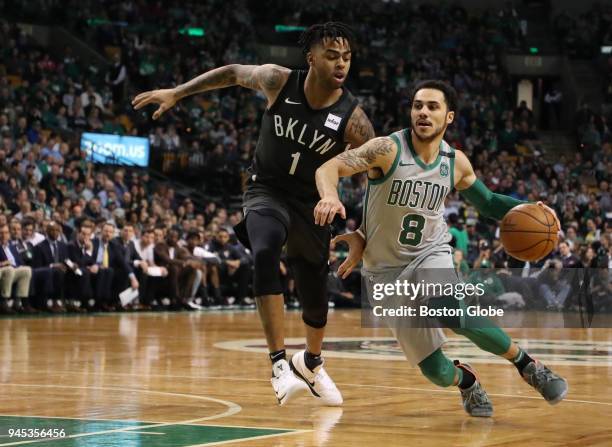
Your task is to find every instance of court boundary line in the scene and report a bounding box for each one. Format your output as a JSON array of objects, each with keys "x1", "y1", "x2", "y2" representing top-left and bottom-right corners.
[
  {"x1": 1, "y1": 384, "x2": 241, "y2": 421},
  {"x1": 0, "y1": 385, "x2": 310, "y2": 446},
  {"x1": 0, "y1": 413, "x2": 306, "y2": 432},
  {"x1": 0, "y1": 422, "x2": 309, "y2": 447},
  {"x1": 4, "y1": 373, "x2": 612, "y2": 407},
  {"x1": 213, "y1": 336, "x2": 612, "y2": 367},
  {"x1": 186, "y1": 430, "x2": 313, "y2": 447}
]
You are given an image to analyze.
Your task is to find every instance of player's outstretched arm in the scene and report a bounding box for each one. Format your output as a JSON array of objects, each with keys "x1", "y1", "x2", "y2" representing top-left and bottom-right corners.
[
  {"x1": 454, "y1": 150, "x2": 559, "y2": 226},
  {"x1": 314, "y1": 136, "x2": 396, "y2": 225},
  {"x1": 132, "y1": 64, "x2": 290, "y2": 120}
]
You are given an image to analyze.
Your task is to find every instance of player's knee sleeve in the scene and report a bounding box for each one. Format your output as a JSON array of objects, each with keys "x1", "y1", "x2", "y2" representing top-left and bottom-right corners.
[
  {"x1": 246, "y1": 211, "x2": 286, "y2": 296},
  {"x1": 292, "y1": 258, "x2": 329, "y2": 329},
  {"x1": 252, "y1": 246, "x2": 282, "y2": 295},
  {"x1": 418, "y1": 348, "x2": 456, "y2": 388},
  {"x1": 451, "y1": 326, "x2": 512, "y2": 356}
]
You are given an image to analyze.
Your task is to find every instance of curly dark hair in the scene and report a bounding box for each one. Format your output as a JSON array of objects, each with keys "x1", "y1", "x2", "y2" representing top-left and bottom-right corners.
[{"x1": 298, "y1": 22, "x2": 355, "y2": 55}]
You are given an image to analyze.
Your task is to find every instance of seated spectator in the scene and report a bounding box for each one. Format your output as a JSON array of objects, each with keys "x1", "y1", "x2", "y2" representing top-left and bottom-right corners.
[
  {"x1": 558, "y1": 241, "x2": 583, "y2": 268},
  {"x1": 208, "y1": 228, "x2": 250, "y2": 306},
  {"x1": 92, "y1": 222, "x2": 139, "y2": 310},
  {"x1": 154, "y1": 227, "x2": 199, "y2": 310},
  {"x1": 22, "y1": 217, "x2": 45, "y2": 246},
  {"x1": 32, "y1": 221, "x2": 73, "y2": 312},
  {"x1": 134, "y1": 227, "x2": 168, "y2": 309},
  {"x1": 0, "y1": 224, "x2": 34, "y2": 313},
  {"x1": 185, "y1": 230, "x2": 223, "y2": 306},
  {"x1": 67, "y1": 223, "x2": 98, "y2": 310}
]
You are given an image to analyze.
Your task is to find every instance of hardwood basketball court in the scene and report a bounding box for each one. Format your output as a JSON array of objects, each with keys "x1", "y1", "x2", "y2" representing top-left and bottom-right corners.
[{"x1": 1, "y1": 309, "x2": 611, "y2": 446}]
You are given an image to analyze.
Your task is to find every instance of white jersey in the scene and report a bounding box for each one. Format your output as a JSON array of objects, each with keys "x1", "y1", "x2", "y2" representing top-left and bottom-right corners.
[{"x1": 362, "y1": 129, "x2": 455, "y2": 271}]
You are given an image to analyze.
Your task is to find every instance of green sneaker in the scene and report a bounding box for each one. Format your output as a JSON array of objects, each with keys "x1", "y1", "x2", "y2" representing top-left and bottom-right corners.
[
  {"x1": 455, "y1": 361, "x2": 493, "y2": 417},
  {"x1": 522, "y1": 361, "x2": 568, "y2": 405}
]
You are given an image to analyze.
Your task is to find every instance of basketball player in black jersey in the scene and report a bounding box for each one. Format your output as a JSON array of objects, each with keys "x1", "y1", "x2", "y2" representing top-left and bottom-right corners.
[{"x1": 133, "y1": 23, "x2": 375, "y2": 406}]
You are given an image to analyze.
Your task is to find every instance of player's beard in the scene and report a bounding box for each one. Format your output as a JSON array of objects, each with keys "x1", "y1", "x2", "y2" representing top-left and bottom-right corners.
[{"x1": 412, "y1": 123, "x2": 446, "y2": 143}]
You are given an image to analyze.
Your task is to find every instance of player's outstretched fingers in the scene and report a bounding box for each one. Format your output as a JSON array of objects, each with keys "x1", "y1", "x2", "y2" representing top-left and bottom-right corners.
[
  {"x1": 314, "y1": 202, "x2": 325, "y2": 226},
  {"x1": 332, "y1": 232, "x2": 364, "y2": 279},
  {"x1": 338, "y1": 258, "x2": 356, "y2": 279},
  {"x1": 132, "y1": 92, "x2": 152, "y2": 109},
  {"x1": 152, "y1": 104, "x2": 167, "y2": 120},
  {"x1": 536, "y1": 201, "x2": 561, "y2": 235},
  {"x1": 327, "y1": 204, "x2": 343, "y2": 224},
  {"x1": 329, "y1": 205, "x2": 346, "y2": 223}
]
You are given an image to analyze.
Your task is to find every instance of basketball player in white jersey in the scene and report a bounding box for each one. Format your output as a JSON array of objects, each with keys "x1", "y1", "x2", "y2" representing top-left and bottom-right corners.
[{"x1": 313, "y1": 80, "x2": 567, "y2": 417}]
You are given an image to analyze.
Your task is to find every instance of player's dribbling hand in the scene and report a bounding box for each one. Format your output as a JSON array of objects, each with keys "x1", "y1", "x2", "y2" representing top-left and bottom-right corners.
[
  {"x1": 132, "y1": 89, "x2": 177, "y2": 120},
  {"x1": 332, "y1": 231, "x2": 365, "y2": 279},
  {"x1": 314, "y1": 196, "x2": 346, "y2": 226},
  {"x1": 536, "y1": 201, "x2": 562, "y2": 235}
]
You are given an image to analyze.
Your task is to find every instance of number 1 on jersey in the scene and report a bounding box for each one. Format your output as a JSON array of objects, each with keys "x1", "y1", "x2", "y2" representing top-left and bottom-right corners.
[{"x1": 289, "y1": 151, "x2": 301, "y2": 175}]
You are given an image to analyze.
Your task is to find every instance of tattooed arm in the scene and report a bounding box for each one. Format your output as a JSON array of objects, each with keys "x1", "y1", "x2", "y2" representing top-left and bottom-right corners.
[
  {"x1": 132, "y1": 64, "x2": 290, "y2": 120},
  {"x1": 343, "y1": 106, "x2": 379, "y2": 180},
  {"x1": 344, "y1": 106, "x2": 375, "y2": 148},
  {"x1": 314, "y1": 137, "x2": 397, "y2": 225}
]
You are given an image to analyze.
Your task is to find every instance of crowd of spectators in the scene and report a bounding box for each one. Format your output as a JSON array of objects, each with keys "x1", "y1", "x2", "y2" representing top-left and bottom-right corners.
[
  {"x1": 0, "y1": 1, "x2": 609, "y2": 315},
  {"x1": 553, "y1": 3, "x2": 612, "y2": 59}
]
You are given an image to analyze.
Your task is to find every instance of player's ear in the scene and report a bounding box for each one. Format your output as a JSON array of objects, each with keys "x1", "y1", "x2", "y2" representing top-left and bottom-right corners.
[
  {"x1": 446, "y1": 111, "x2": 455, "y2": 125},
  {"x1": 306, "y1": 52, "x2": 314, "y2": 66}
]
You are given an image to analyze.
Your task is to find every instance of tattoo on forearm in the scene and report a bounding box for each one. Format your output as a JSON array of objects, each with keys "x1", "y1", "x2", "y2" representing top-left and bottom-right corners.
[
  {"x1": 336, "y1": 138, "x2": 394, "y2": 171},
  {"x1": 346, "y1": 107, "x2": 375, "y2": 145},
  {"x1": 175, "y1": 66, "x2": 237, "y2": 97}
]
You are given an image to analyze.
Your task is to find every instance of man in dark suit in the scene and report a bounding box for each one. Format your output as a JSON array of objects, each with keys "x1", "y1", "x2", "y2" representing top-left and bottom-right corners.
[
  {"x1": 67, "y1": 223, "x2": 96, "y2": 310},
  {"x1": 154, "y1": 227, "x2": 198, "y2": 310},
  {"x1": 9, "y1": 218, "x2": 50, "y2": 311},
  {"x1": 208, "y1": 228, "x2": 250, "y2": 306},
  {"x1": 114, "y1": 224, "x2": 148, "y2": 308},
  {"x1": 92, "y1": 222, "x2": 139, "y2": 310},
  {"x1": 0, "y1": 224, "x2": 34, "y2": 313},
  {"x1": 32, "y1": 221, "x2": 74, "y2": 312}
]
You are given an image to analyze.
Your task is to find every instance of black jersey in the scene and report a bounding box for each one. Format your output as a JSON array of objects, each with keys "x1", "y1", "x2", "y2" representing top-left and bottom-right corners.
[{"x1": 248, "y1": 70, "x2": 358, "y2": 202}]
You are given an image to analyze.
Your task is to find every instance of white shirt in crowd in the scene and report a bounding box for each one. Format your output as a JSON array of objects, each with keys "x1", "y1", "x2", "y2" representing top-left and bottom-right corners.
[
  {"x1": 27, "y1": 232, "x2": 46, "y2": 246},
  {"x1": 134, "y1": 239, "x2": 155, "y2": 264}
]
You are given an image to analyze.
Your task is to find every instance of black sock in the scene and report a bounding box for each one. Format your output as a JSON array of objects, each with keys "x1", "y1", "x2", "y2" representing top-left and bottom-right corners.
[
  {"x1": 512, "y1": 348, "x2": 534, "y2": 374},
  {"x1": 269, "y1": 349, "x2": 286, "y2": 364},
  {"x1": 455, "y1": 361, "x2": 476, "y2": 389},
  {"x1": 304, "y1": 350, "x2": 323, "y2": 371}
]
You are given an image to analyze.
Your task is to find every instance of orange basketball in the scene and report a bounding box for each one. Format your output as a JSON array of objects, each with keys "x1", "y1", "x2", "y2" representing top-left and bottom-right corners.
[{"x1": 500, "y1": 203, "x2": 559, "y2": 262}]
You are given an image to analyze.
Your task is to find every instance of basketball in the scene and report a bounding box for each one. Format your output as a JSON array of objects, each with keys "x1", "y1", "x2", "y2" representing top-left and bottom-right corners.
[{"x1": 500, "y1": 203, "x2": 559, "y2": 262}]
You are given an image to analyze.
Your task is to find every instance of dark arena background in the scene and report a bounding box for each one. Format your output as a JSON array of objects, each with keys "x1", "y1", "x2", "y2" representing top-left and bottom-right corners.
[{"x1": 0, "y1": 0, "x2": 611, "y2": 446}]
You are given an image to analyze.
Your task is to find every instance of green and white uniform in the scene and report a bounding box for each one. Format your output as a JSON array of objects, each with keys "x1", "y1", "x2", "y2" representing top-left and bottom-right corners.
[
  {"x1": 363, "y1": 129, "x2": 455, "y2": 271},
  {"x1": 362, "y1": 129, "x2": 460, "y2": 365}
]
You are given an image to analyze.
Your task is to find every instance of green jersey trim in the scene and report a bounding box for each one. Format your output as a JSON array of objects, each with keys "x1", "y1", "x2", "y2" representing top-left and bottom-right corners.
[
  {"x1": 368, "y1": 135, "x2": 401, "y2": 185},
  {"x1": 404, "y1": 129, "x2": 442, "y2": 171},
  {"x1": 363, "y1": 183, "x2": 371, "y2": 233},
  {"x1": 449, "y1": 147, "x2": 456, "y2": 190}
]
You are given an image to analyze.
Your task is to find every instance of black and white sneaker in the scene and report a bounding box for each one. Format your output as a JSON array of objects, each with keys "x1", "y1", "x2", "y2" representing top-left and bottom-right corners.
[
  {"x1": 271, "y1": 359, "x2": 308, "y2": 406},
  {"x1": 290, "y1": 350, "x2": 343, "y2": 406}
]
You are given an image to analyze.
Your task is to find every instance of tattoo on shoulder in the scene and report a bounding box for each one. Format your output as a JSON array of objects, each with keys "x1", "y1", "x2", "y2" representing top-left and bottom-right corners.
[
  {"x1": 346, "y1": 107, "x2": 375, "y2": 145},
  {"x1": 336, "y1": 137, "x2": 394, "y2": 171},
  {"x1": 260, "y1": 67, "x2": 284, "y2": 91}
]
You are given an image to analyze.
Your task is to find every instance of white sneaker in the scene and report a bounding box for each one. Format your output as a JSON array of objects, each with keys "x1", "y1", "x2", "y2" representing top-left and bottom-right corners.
[
  {"x1": 271, "y1": 359, "x2": 308, "y2": 406},
  {"x1": 290, "y1": 350, "x2": 343, "y2": 406}
]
